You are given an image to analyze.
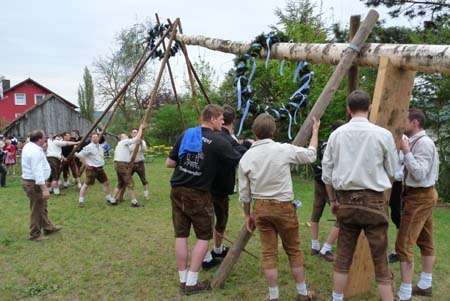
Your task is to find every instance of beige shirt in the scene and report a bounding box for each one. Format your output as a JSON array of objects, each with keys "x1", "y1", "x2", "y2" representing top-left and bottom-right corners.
[
  {"x1": 404, "y1": 130, "x2": 439, "y2": 187},
  {"x1": 114, "y1": 137, "x2": 138, "y2": 163},
  {"x1": 321, "y1": 117, "x2": 398, "y2": 192},
  {"x1": 46, "y1": 139, "x2": 67, "y2": 159},
  {"x1": 75, "y1": 142, "x2": 104, "y2": 167},
  {"x1": 129, "y1": 140, "x2": 147, "y2": 162},
  {"x1": 238, "y1": 139, "x2": 316, "y2": 203}
]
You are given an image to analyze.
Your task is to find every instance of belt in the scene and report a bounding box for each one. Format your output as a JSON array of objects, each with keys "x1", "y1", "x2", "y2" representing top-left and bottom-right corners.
[
  {"x1": 22, "y1": 179, "x2": 35, "y2": 182},
  {"x1": 406, "y1": 185, "x2": 435, "y2": 190},
  {"x1": 255, "y1": 199, "x2": 291, "y2": 204},
  {"x1": 337, "y1": 189, "x2": 382, "y2": 194}
]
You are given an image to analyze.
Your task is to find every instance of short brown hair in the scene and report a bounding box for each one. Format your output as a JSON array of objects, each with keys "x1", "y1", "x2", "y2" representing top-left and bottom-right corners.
[
  {"x1": 408, "y1": 108, "x2": 425, "y2": 128},
  {"x1": 347, "y1": 90, "x2": 371, "y2": 113},
  {"x1": 202, "y1": 104, "x2": 224, "y2": 122},
  {"x1": 30, "y1": 130, "x2": 44, "y2": 142},
  {"x1": 222, "y1": 105, "x2": 235, "y2": 125},
  {"x1": 332, "y1": 119, "x2": 346, "y2": 131},
  {"x1": 252, "y1": 114, "x2": 276, "y2": 139}
]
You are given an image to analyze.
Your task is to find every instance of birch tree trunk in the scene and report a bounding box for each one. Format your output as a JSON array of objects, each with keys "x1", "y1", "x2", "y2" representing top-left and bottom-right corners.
[{"x1": 176, "y1": 34, "x2": 450, "y2": 74}]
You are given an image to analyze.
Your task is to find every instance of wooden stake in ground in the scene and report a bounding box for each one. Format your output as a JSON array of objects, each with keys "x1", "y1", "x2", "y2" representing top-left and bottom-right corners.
[{"x1": 210, "y1": 9, "x2": 379, "y2": 290}]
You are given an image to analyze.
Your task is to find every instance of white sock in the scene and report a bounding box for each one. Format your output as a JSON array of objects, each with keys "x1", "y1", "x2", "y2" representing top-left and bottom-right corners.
[
  {"x1": 78, "y1": 183, "x2": 82, "y2": 189},
  {"x1": 214, "y1": 245, "x2": 224, "y2": 254},
  {"x1": 53, "y1": 188, "x2": 60, "y2": 195},
  {"x1": 58, "y1": 180, "x2": 62, "y2": 185},
  {"x1": 79, "y1": 197, "x2": 84, "y2": 203},
  {"x1": 203, "y1": 251, "x2": 213, "y2": 263},
  {"x1": 48, "y1": 187, "x2": 53, "y2": 193},
  {"x1": 144, "y1": 190, "x2": 149, "y2": 198},
  {"x1": 178, "y1": 270, "x2": 188, "y2": 283},
  {"x1": 417, "y1": 272, "x2": 432, "y2": 289},
  {"x1": 109, "y1": 198, "x2": 117, "y2": 204},
  {"x1": 311, "y1": 240, "x2": 320, "y2": 250},
  {"x1": 64, "y1": 181, "x2": 69, "y2": 187},
  {"x1": 398, "y1": 282, "x2": 412, "y2": 300},
  {"x1": 106, "y1": 194, "x2": 113, "y2": 201},
  {"x1": 332, "y1": 291, "x2": 344, "y2": 301},
  {"x1": 296, "y1": 281, "x2": 308, "y2": 296},
  {"x1": 131, "y1": 199, "x2": 138, "y2": 205},
  {"x1": 320, "y1": 242, "x2": 332, "y2": 254},
  {"x1": 186, "y1": 271, "x2": 198, "y2": 286},
  {"x1": 268, "y1": 286, "x2": 279, "y2": 300}
]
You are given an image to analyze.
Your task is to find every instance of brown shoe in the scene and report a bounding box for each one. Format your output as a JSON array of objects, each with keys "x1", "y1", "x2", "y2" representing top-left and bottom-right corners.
[
  {"x1": 179, "y1": 282, "x2": 186, "y2": 294},
  {"x1": 185, "y1": 280, "x2": 211, "y2": 295},
  {"x1": 310, "y1": 249, "x2": 320, "y2": 256},
  {"x1": 296, "y1": 290, "x2": 317, "y2": 301},
  {"x1": 29, "y1": 235, "x2": 49, "y2": 241},
  {"x1": 319, "y1": 251, "x2": 335, "y2": 262},
  {"x1": 44, "y1": 226, "x2": 62, "y2": 235},
  {"x1": 412, "y1": 285, "x2": 432, "y2": 297}
]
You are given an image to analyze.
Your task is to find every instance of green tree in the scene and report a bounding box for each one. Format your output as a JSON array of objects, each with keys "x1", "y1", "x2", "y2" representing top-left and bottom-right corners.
[{"x1": 78, "y1": 66, "x2": 95, "y2": 122}]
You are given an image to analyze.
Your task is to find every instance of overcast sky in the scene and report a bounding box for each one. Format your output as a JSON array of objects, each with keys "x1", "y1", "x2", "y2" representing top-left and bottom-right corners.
[{"x1": 1, "y1": 0, "x2": 411, "y2": 106}]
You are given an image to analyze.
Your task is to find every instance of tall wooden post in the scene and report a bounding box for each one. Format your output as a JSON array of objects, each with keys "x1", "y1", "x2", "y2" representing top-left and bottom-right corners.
[
  {"x1": 343, "y1": 56, "x2": 416, "y2": 298},
  {"x1": 347, "y1": 15, "x2": 360, "y2": 120}
]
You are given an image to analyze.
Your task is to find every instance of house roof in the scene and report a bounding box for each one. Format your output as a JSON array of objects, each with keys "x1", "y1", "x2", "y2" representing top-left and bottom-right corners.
[
  {"x1": 3, "y1": 78, "x2": 77, "y2": 109},
  {"x1": 3, "y1": 93, "x2": 79, "y2": 133}
]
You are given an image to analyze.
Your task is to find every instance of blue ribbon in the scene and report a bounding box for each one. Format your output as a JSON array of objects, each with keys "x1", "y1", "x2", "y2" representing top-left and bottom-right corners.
[
  {"x1": 293, "y1": 61, "x2": 307, "y2": 83},
  {"x1": 290, "y1": 72, "x2": 313, "y2": 100},
  {"x1": 265, "y1": 33, "x2": 274, "y2": 69},
  {"x1": 236, "y1": 75, "x2": 246, "y2": 111},
  {"x1": 248, "y1": 57, "x2": 256, "y2": 85},
  {"x1": 237, "y1": 99, "x2": 252, "y2": 136},
  {"x1": 279, "y1": 104, "x2": 293, "y2": 140},
  {"x1": 280, "y1": 39, "x2": 294, "y2": 76},
  {"x1": 271, "y1": 108, "x2": 281, "y2": 119}
]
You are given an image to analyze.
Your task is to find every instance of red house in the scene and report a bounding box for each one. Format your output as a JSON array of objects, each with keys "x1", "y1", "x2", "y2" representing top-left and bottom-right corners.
[{"x1": 0, "y1": 78, "x2": 71, "y2": 122}]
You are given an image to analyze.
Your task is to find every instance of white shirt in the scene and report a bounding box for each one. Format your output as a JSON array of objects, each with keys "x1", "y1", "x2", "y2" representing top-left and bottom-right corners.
[
  {"x1": 114, "y1": 137, "x2": 138, "y2": 163},
  {"x1": 404, "y1": 130, "x2": 439, "y2": 187},
  {"x1": 75, "y1": 142, "x2": 104, "y2": 167},
  {"x1": 21, "y1": 142, "x2": 51, "y2": 185},
  {"x1": 129, "y1": 140, "x2": 147, "y2": 162},
  {"x1": 322, "y1": 117, "x2": 398, "y2": 192},
  {"x1": 239, "y1": 139, "x2": 316, "y2": 203},
  {"x1": 394, "y1": 150, "x2": 405, "y2": 181},
  {"x1": 46, "y1": 139, "x2": 67, "y2": 159}
]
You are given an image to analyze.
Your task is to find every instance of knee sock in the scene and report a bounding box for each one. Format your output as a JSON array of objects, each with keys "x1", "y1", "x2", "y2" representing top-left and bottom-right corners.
[
  {"x1": 268, "y1": 286, "x2": 279, "y2": 300},
  {"x1": 144, "y1": 190, "x2": 149, "y2": 198},
  {"x1": 311, "y1": 240, "x2": 320, "y2": 250},
  {"x1": 214, "y1": 244, "x2": 224, "y2": 254},
  {"x1": 79, "y1": 197, "x2": 84, "y2": 203},
  {"x1": 417, "y1": 272, "x2": 432, "y2": 289},
  {"x1": 332, "y1": 291, "x2": 344, "y2": 301},
  {"x1": 178, "y1": 270, "x2": 187, "y2": 283},
  {"x1": 186, "y1": 271, "x2": 198, "y2": 286},
  {"x1": 296, "y1": 281, "x2": 308, "y2": 295},
  {"x1": 53, "y1": 188, "x2": 60, "y2": 195},
  {"x1": 203, "y1": 251, "x2": 213, "y2": 263},
  {"x1": 320, "y1": 242, "x2": 332, "y2": 254},
  {"x1": 398, "y1": 282, "x2": 412, "y2": 300}
]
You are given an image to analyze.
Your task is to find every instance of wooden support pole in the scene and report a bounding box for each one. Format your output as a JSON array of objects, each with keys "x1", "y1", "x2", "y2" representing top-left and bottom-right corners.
[
  {"x1": 292, "y1": 9, "x2": 379, "y2": 147},
  {"x1": 211, "y1": 225, "x2": 254, "y2": 288},
  {"x1": 176, "y1": 20, "x2": 202, "y2": 123},
  {"x1": 347, "y1": 15, "x2": 360, "y2": 95},
  {"x1": 66, "y1": 24, "x2": 175, "y2": 161},
  {"x1": 347, "y1": 15, "x2": 360, "y2": 120},
  {"x1": 343, "y1": 56, "x2": 416, "y2": 298},
  {"x1": 156, "y1": 14, "x2": 186, "y2": 131},
  {"x1": 116, "y1": 19, "x2": 180, "y2": 201}
]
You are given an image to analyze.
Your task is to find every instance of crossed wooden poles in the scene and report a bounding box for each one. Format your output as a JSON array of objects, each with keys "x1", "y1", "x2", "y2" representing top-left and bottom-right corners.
[{"x1": 67, "y1": 17, "x2": 211, "y2": 200}]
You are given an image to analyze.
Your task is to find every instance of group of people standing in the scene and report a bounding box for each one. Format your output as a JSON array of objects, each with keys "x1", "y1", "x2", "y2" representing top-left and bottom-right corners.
[
  {"x1": 165, "y1": 90, "x2": 439, "y2": 301},
  {"x1": 0, "y1": 134, "x2": 18, "y2": 187},
  {"x1": 17, "y1": 89, "x2": 439, "y2": 300}
]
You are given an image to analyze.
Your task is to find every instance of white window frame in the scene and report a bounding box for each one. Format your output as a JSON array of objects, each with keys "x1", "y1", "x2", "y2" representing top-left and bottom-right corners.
[
  {"x1": 34, "y1": 94, "x2": 45, "y2": 104},
  {"x1": 14, "y1": 93, "x2": 26, "y2": 105}
]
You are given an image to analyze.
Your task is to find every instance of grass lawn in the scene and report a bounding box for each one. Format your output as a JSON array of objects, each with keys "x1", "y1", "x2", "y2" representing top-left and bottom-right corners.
[{"x1": 0, "y1": 157, "x2": 449, "y2": 300}]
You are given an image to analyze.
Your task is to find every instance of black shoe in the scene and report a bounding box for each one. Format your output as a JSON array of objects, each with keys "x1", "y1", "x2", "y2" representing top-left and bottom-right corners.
[
  {"x1": 389, "y1": 252, "x2": 399, "y2": 264},
  {"x1": 107, "y1": 199, "x2": 118, "y2": 206},
  {"x1": 131, "y1": 202, "x2": 144, "y2": 207},
  {"x1": 202, "y1": 258, "x2": 221, "y2": 271},
  {"x1": 211, "y1": 246, "x2": 229, "y2": 258}
]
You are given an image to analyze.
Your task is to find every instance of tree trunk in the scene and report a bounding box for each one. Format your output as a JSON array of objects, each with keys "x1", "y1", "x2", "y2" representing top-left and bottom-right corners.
[{"x1": 176, "y1": 35, "x2": 450, "y2": 75}]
